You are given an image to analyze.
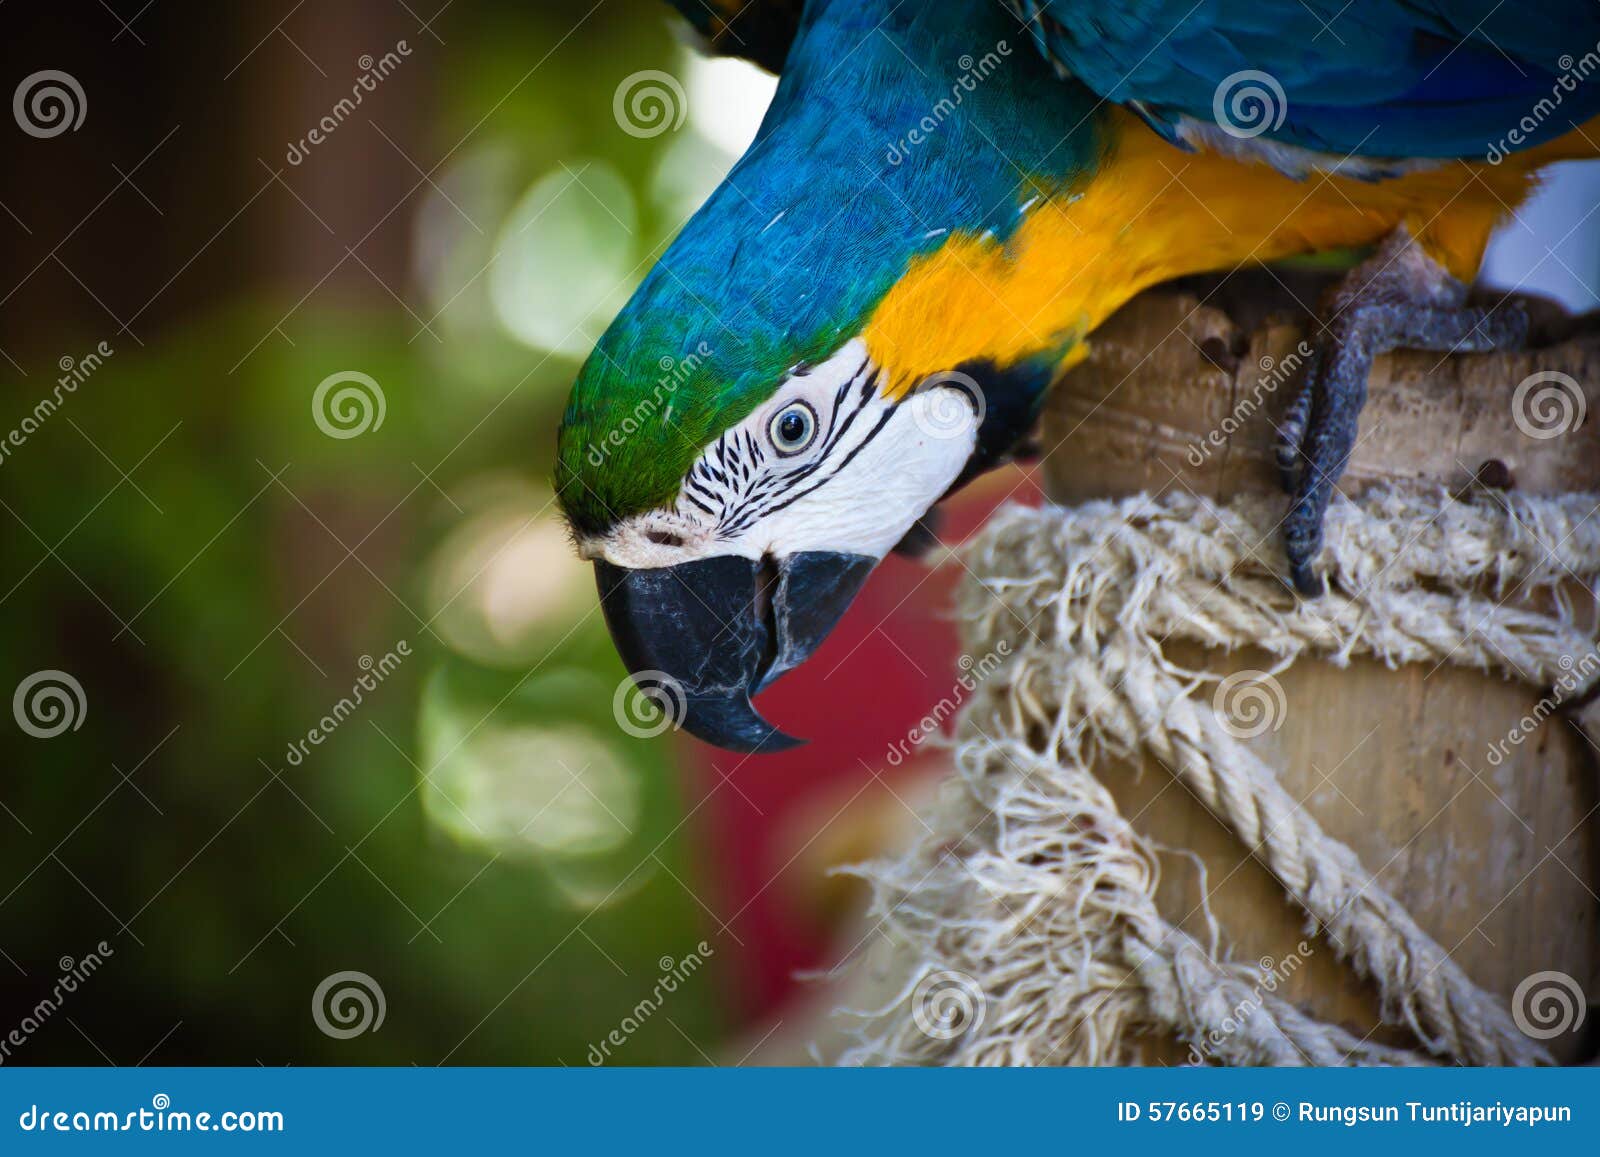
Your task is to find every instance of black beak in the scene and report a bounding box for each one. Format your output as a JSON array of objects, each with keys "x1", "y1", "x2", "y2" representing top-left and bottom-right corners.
[{"x1": 595, "y1": 551, "x2": 876, "y2": 754}]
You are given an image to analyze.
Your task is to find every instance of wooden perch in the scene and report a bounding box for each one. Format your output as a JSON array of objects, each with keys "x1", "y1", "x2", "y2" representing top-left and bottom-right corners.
[
  {"x1": 1043, "y1": 270, "x2": 1600, "y2": 503},
  {"x1": 1037, "y1": 272, "x2": 1600, "y2": 1064}
]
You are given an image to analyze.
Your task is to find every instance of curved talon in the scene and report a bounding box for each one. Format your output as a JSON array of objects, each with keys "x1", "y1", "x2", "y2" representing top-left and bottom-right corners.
[
  {"x1": 1275, "y1": 234, "x2": 1529, "y2": 598},
  {"x1": 1281, "y1": 314, "x2": 1371, "y2": 597},
  {"x1": 1275, "y1": 346, "x2": 1321, "y2": 493},
  {"x1": 1288, "y1": 554, "x2": 1326, "y2": 598}
]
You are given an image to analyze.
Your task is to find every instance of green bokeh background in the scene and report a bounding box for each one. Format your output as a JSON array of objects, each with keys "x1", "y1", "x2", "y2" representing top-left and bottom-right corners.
[{"x1": 0, "y1": 0, "x2": 745, "y2": 1064}]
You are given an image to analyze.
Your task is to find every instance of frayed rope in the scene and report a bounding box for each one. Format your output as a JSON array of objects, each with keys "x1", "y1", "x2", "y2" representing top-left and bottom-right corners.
[{"x1": 836, "y1": 486, "x2": 1600, "y2": 1066}]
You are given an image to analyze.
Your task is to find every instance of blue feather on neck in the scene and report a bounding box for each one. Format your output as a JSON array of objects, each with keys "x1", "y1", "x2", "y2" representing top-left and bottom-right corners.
[{"x1": 559, "y1": 0, "x2": 1101, "y2": 530}]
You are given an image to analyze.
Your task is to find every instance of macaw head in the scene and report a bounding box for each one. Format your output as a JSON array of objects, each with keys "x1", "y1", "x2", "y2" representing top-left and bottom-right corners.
[{"x1": 556, "y1": 0, "x2": 1090, "y2": 752}]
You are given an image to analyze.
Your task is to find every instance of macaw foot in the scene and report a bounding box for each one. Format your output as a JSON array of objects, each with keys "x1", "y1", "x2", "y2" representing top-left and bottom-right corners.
[{"x1": 1275, "y1": 230, "x2": 1528, "y2": 596}]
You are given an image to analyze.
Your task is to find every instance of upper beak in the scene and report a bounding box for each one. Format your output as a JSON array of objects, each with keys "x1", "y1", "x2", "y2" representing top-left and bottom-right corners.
[{"x1": 595, "y1": 551, "x2": 876, "y2": 753}]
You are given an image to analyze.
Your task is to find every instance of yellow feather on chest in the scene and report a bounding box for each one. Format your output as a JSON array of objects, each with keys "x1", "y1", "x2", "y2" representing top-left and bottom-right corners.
[{"x1": 864, "y1": 110, "x2": 1595, "y2": 395}]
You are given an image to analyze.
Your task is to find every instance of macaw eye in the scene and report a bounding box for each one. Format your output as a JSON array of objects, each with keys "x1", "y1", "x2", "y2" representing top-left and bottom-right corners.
[{"x1": 767, "y1": 402, "x2": 817, "y2": 456}]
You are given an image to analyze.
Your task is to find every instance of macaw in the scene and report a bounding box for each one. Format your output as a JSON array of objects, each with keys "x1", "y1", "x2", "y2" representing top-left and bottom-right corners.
[{"x1": 557, "y1": 0, "x2": 1600, "y2": 752}]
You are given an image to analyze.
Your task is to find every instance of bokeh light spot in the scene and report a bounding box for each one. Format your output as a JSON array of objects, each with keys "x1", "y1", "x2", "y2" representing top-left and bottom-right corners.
[{"x1": 488, "y1": 159, "x2": 638, "y2": 357}]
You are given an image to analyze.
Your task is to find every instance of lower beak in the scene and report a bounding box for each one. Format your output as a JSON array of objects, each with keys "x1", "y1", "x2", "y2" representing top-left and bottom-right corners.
[{"x1": 594, "y1": 551, "x2": 876, "y2": 754}]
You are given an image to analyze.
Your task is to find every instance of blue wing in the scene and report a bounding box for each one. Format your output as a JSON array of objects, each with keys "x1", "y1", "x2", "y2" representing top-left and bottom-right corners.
[
  {"x1": 1010, "y1": 0, "x2": 1600, "y2": 158},
  {"x1": 663, "y1": 0, "x2": 1600, "y2": 160}
]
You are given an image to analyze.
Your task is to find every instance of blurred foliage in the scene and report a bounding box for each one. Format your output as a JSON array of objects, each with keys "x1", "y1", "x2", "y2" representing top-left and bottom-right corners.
[{"x1": 0, "y1": 0, "x2": 749, "y2": 1064}]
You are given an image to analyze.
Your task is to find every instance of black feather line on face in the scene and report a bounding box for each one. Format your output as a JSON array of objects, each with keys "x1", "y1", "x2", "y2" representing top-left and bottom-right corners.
[
  {"x1": 673, "y1": 347, "x2": 874, "y2": 540},
  {"x1": 776, "y1": 403, "x2": 892, "y2": 503},
  {"x1": 669, "y1": 346, "x2": 917, "y2": 543},
  {"x1": 940, "y1": 357, "x2": 1056, "y2": 497},
  {"x1": 768, "y1": 359, "x2": 871, "y2": 492},
  {"x1": 669, "y1": 352, "x2": 1054, "y2": 550},
  {"x1": 750, "y1": 376, "x2": 893, "y2": 522}
]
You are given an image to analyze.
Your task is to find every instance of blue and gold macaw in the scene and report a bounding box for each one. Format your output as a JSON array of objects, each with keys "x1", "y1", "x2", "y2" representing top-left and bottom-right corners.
[{"x1": 558, "y1": 0, "x2": 1600, "y2": 752}]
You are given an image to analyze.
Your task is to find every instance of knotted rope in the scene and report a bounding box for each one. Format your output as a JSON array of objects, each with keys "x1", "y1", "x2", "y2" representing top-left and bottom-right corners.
[{"x1": 837, "y1": 485, "x2": 1600, "y2": 1066}]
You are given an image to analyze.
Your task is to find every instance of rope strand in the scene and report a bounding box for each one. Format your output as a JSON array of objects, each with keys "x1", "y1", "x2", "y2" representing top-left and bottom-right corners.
[{"x1": 838, "y1": 486, "x2": 1588, "y2": 1066}]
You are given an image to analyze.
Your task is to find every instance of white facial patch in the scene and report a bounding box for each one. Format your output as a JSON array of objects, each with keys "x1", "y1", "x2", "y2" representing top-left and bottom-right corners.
[{"x1": 582, "y1": 339, "x2": 980, "y2": 569}]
